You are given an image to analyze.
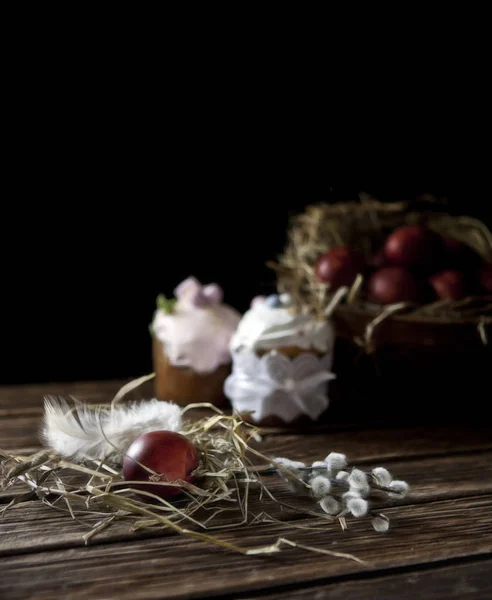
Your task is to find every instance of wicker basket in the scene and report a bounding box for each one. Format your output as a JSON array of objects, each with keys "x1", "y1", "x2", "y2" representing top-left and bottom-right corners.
[{"x1": 278, "y1": 199, "x2": 492, "y2": 423}]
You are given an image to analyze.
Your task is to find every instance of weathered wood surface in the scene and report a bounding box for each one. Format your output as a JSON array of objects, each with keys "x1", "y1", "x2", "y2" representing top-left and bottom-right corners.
[
  {"x1": 2, "y1": 450, "x2": 492, "y2": 555},
  {"x1": 238, "y1": 559, "x2": 492, "y2": 600},
  {"x1": 1, "y1": 381, "x2": 491, "y2": 599},
  {"x1": 3, "y1": 412, "x2": 492, "y2": 459},
  {"x1": 3, "y1": 419, "x2": 491, "y2": 502},
  {"x1": 0, "y1": 380, "x2": 125, "y2": 415},
  {"x1": 0, "y1": 496, "x2": 491, "y2": 600}
]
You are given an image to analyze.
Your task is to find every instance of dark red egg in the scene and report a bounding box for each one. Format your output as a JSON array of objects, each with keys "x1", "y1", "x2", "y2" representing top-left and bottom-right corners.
[
  {"x1": 479, "y1": 264, "x2": 492, "y2": 294},
  {"x1": 123, "y1": 431, "x2": 199, "y2": 499},
  {"x1": 368, "y1": 267, "x2": 422, "y2": 305},
  {"x1": 429, "y1": 270, "x2": 467, "y2": 301},
  {"x1": 315, "y1": 247, "x2": 365, "y2": 290},
  {"x1": 384, "y1": 225, "x2": 444, "y2": 269}
]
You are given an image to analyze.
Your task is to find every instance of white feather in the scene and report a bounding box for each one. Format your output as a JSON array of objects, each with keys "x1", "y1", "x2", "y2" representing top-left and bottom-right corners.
[{"x1": 42, "y1": 396, "x2": 182, "y2": 463}]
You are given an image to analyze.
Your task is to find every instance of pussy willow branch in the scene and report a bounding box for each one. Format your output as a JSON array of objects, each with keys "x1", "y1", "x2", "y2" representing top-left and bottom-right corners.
[{"x1": 249, "y1": 466, "x2": 401, "y2": 495}]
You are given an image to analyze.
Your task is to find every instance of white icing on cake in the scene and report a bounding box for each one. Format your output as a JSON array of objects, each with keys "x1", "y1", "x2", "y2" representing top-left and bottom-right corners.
[
  {"x1": 230, "y1": 299, "x2": 334, "y2": 354},
  {"x1": 152, "y1": 277, "x2": 241, "y2": 374},
  {"x1": 224, "y1": 295, "x2": 337, "y2": 423}
]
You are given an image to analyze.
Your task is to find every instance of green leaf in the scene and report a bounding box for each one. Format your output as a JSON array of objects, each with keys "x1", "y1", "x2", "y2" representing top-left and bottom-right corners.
[{"x1": 156, "y1": 294, "x2": 176, "y2": 314}]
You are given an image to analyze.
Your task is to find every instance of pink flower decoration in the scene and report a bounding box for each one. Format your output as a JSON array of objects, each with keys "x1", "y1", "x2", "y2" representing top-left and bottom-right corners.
[
  {"x1": 174, "y1": 277, "x2": 224, "y2": 308},
  {"x1": 202, "y1": 284, "x2": 223, "y2": 304}
]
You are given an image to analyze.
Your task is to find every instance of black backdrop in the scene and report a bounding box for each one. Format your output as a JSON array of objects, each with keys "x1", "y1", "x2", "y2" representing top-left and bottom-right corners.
[
  {"x1": 3, "y1": 18, "x2": 492, "y2": 386},
  {"x1": 3, "y1": 150, "x2": 491, "y2": 385}
]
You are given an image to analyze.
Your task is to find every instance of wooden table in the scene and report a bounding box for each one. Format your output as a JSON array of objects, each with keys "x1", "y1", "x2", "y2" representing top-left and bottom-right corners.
[{"x1": 1, "y1": 380, "x2": 491, "y2": 599}]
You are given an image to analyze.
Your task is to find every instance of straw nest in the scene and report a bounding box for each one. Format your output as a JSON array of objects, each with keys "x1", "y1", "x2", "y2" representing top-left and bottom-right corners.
[
  {"x1": 0, "y1": 397, "x2": 407, "y2": 561},
  {"x1": 275, "y1": 197, "x2": 492, "y2": 353}
]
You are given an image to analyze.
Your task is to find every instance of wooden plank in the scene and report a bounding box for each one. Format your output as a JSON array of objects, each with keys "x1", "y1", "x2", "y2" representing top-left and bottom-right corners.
[
  {"x1": 257, "y1": 425, "x2": 492, "y2": 464},
  {"x1": 0, "y1": 416, "x2": 45, "y2": 453},
  {"x1": 0, "y1": 381, "x2": 221, "y2": 420},
  {"x1": 0, "y1": 379, "x2": 475, "y2": 432},
  {"x1": 0, "y1": 380, "x2": 377, "y2": 434},
  {"x1": 0, "y1": 380, "x2": 152, "y2": 420},
  {"x1": 1, "y1": 448, "x2": 492, "y2": 556},
  {"x1": 2, "y1": 422, "x2": 492, "y2": 506},
  {"x1": 0, "y1": 380, "x2": 127, "y2": 412},
  {"x1": 236, "y1": 558, "x2": 492, "y2": 600},
  {"x1": 2, "y1": 408, "x2": 492, "y2": 461},
  {"x1": 2, "y1": 382, "x2": 489, "y2": 598},
  {"x1": 2, "y1": 443, "x2": 492, "y2": 511},
  {"x1": 0, "y1": 496, "x2": 491, "y2": 600}
]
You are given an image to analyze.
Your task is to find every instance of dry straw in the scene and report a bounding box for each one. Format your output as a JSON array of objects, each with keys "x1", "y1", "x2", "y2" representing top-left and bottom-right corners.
[
  {"x1": 0, "y1": 384, "x2": 408, "y2": 561},
  {"x1": 0, "y1": 409, "x2": 360, "y2": 559}
]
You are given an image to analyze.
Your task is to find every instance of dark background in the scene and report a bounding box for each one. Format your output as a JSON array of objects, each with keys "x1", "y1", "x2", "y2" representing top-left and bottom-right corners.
[
  {"x1": 2, "y1": 7, "x2": 491, "y2": 386},
  {"x1": 3, "y1": 163, "x2": 491, "y2": 386},
  {"x1": 3, "y1": 54, "x2": 491, "y2": 386}
]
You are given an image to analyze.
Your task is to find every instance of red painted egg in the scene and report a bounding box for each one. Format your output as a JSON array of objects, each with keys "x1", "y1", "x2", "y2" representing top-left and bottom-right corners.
[
  {"x1": 368, "y1": 267, "x2": 422, "y2": 305},
  {"x1": 429, "y1": 270, "x2": 467, "y2": 301},
  {"x1": 315, "y1": 247, "x2": 365, "y2": 291},
  {"x1": 384, "y1": 225, "x2": 444, "y2": 269},
  {"x1": 123, "y1": 431, "x2": 199, "y2": 499}
]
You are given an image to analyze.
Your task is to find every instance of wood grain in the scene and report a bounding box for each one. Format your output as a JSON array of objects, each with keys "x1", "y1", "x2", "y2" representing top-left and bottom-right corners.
[
  {"x1": 0, "y1": 380, "x2": 127, "y2": 414},
  {"x1": 257, "y1": 425, "x2": 492, "y2": 464},
  {"x1": 2, "y1": 449, "x2": 492, "y2": 555},
  {"x1": 0, "y1": 379, "x2": 381, "y2": 439},
  {"x1": 236, "y1": 558, "x2": 492, "y2": 600},
  {"x1": 3, "y1": 409, "x2": 492, "y2": 461},
  {"x1": 0, "y1": 496, "x2": 491, "y2": 600},
  {"x1": 1, "y1": 380, "x2": 491, "y2": 599}
]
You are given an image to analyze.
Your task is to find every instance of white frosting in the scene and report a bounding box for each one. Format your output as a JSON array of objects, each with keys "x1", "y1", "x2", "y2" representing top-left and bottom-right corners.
[
  {"x1": 230, "y1": 302, "x2": 334, "y2": 354},
  {"x1": 224, "y1": 350, "x2": 335, "y2": 423},
  {"x1": 153, "y1": 302, "x2": 241, "y2": 374}
]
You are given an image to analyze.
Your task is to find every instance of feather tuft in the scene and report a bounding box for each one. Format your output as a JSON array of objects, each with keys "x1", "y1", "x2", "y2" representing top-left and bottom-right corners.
[{"x1": 42, "y1": 396, "x2": 182, "y2": 463}]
